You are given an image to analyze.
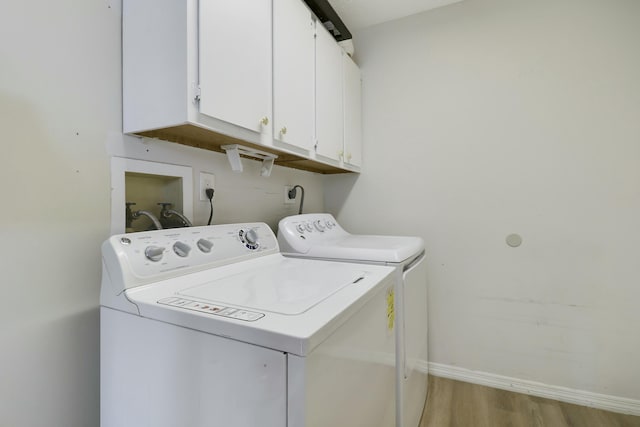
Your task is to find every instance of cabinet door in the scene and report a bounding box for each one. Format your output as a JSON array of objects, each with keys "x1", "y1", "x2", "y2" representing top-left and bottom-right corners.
[
  {"x1": 315, "y1": 23, "x2": 344, "y2": 162},
  {"x1": 343, "y1": 54, "x2": 362, "y2": 168},
  {"x1": 199, "y1": 0, "x2": 272, "y2": 133},
  {"x1": 273, "y1": 0, "x2": 315, "y2": 151}
]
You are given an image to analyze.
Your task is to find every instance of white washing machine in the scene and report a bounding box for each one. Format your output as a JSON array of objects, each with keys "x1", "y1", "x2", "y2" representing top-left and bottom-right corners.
[
  {"x1": 100, "y1": 222, "x2": 397, "y2": 427},
  {"x1": 278, "y1": 214, "x2": 428, "y2": 427}
]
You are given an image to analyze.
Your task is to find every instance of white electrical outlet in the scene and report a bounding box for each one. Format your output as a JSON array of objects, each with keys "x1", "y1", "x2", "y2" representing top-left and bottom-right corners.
[
  {"x1": 284, "y1": 185, "x2": 296, "y2": 204},
  {"x1": 199, "y1": 172, "x2": 215, "y2": 201}
]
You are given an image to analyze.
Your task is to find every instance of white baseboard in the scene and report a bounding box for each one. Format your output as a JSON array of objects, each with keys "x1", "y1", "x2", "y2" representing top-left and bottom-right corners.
[{"x1": 420, "y1": 361, "x2": 640, "y2": 417}]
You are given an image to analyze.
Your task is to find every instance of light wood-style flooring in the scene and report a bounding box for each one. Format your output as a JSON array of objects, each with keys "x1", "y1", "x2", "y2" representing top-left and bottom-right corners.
[{"x1": 420, "y1": 376, "x2": 640, "y2": 427}]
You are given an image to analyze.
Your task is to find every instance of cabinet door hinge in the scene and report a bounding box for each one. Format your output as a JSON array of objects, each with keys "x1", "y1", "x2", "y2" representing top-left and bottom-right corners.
[{"x1": 194, "y1": 85, "x2": 202, "y2": 103}]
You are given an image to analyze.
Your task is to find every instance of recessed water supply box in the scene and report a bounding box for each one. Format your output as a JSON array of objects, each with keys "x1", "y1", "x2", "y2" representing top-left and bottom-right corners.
[{"x1": 110, "y1": 158, "x2": 193, "y2": 234}]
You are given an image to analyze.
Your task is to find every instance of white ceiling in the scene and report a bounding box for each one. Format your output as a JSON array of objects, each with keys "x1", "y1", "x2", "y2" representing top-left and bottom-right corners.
[{"x1": 327, "y1": 0, "x2": 463, "y2": 31}]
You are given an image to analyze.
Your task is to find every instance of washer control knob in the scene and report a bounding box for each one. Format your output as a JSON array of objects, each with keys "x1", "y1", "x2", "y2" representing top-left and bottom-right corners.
[
  {"x1": 314, "y1": 220, "x2": 326, "y2": 232},
  {"x1": 304, "y1": 222, "x2": 314, "y2": 232},
  {"x1": 296, "y1": 224, "x2": 306, "y2": 234},
  {"x1": 173, "y1": 241, "x2": 191, "y2": 257},
  {"x1": 144, "y1": 246, "x2": 165, "y2": 262},
  {"x1": 244, "y1": 229, "x2": 259, "y2": 245},
  {"x1": 325, "y1": 220, "x2": 334, "y2": 229},
  {"x1": 197, "y1": 238, "x2": 214, "y2": 253}
]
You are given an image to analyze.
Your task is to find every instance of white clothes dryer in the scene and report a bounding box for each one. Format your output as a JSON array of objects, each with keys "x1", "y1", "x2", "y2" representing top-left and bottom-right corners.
[
  {"x1": 100, "y1": 223, "x2": 397, "y2": 427},
  {"x1": 278, "y1": 214, "x2": 428, "y2": 427}
]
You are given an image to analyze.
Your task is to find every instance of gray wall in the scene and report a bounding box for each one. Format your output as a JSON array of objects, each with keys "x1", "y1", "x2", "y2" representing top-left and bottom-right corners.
[
  {"x1": 325, "y1": 0, "x2": 640, "y2": 399},
  {"x1": 0, "y1": 1, "x2": 323, "y2": 425}
]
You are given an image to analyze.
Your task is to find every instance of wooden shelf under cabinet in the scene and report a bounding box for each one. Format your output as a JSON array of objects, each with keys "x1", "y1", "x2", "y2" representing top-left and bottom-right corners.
[{"x1": 136, "y1": 124, "x2": 354, "y2": 175}]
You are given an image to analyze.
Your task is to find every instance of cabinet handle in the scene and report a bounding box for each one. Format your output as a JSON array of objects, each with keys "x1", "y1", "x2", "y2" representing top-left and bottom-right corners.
[
  {"x1": 347, "y1": 153, "x2": 352, "y2": 161},
  {"x1": 280, "y1": 126, "x2": 287, "y2": 135},
  {"x1": 260, "y1": 116, "x2": 269, "y2": 126},
  {"x1": 338, "y1": 150, "x2": 344, "y2": 159}
]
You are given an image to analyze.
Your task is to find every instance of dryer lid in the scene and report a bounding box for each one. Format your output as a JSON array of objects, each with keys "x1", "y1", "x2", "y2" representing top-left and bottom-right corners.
[{"x1": 304, "y1": 235, "x2": 424, "y2": 264}]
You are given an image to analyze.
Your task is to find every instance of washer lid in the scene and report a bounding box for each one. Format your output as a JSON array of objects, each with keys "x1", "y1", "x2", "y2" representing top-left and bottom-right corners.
[
  {"x1": 178, "y1": 258, "x2": 366, "y2": 315},
  {"x1": 305, "y1": 235, "x2": 424, "y2": 264}
]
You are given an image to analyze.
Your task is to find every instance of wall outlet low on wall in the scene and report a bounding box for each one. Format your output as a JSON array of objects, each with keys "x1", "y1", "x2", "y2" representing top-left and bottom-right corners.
[{"x1": 199, "y1": 172, "x2": 216, "y2": 201}]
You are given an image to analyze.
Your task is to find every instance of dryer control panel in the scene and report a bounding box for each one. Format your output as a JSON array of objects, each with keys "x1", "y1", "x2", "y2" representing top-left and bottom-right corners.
[
  {"x1": 277, "y1": 213, "x2": 348, "y2": 253},
  {"x1": 102, "y1": 223, "x2": 279, "y2": 294},
  {"x1": 277, "y1": 214, "x2": 425, "y2": 263}
]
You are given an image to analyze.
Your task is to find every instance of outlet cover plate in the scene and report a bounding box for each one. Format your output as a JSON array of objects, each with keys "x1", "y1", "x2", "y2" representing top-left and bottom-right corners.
[{"x1": 199, "y1": 172, "x2": 215, "y2": 201}]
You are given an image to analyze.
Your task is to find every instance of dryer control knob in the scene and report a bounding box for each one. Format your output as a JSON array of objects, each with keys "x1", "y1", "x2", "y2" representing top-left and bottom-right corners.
[
  {"x1": 314, "y1": 220, "x2": 326, "y2": 232},
  {"x1": 173, "y1": 241, "x2": 191, "y2": 257},
  {"x1": 304, "y1": 222, "x2": 314, "y2": 232},
  {"x1": 296, "y1": 224, "x2": 306, "y2": 234},
  {"x1": 244, "y1": 229, "x2": 259, "y2": 245},
  {"x1": 197, "y1": 238, "x2": 214, "y2": 253},
  {"x1": 144, "y1": 246, "x2": 165, "y2": 262},
  {"x1": 325, "y1": 220, "x2": 334, "y2": 229}
]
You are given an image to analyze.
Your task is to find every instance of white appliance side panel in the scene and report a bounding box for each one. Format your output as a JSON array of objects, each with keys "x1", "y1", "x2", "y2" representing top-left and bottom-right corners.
[
  {"x1": 400, "y1": 255, "x2": 429, "y2": 427},
  {"x1": 101, "y1": 307, "x2": 286, "y2": 427},
  {"x1": 288, "y1": 281, "x2": 396, "y2": 427},
  {"x1": 122, "y1": 0, "x2": 189, "y2": 132},
  {"x1": 199, "y1": 0, "x2": 272, "y2": 133}
]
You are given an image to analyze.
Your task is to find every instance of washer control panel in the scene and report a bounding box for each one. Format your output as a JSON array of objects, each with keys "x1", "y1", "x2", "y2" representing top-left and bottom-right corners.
[
  {"x1": 159, "y1": 297, "x2": 264, "y2": 322},
  {"x1": 102, "y1": 223, "x2": 279, "y2": 293}
]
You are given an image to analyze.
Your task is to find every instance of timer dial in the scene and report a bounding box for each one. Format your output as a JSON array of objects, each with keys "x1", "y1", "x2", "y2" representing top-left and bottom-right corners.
[
  {"x1": 244, "y1": 229, "x2": 258, "y2": 245},
  {"x1": 239, "y1": 229, "x2": 260, "y2": 250}
]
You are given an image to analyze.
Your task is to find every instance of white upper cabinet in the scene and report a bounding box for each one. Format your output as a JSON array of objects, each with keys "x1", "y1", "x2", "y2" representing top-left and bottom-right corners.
[
  {"x1": 273, "y1": 0, "x2": 315, "y2": 152},
  {"x1": 122, "y1": 0, "x2": 193, "y2": 133},
  {"x1": 343, "y1": 53, "x2": 362, "y2": 168},
  {"x1": 314, "y1": 23, "x2": 345, "y2": 163},
  {"x1": 122, "y1": 0, "x2": 362, "y2": 174},
  {"x1": 199, "y1": 0, "x2": 272, "y2": 133}
]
